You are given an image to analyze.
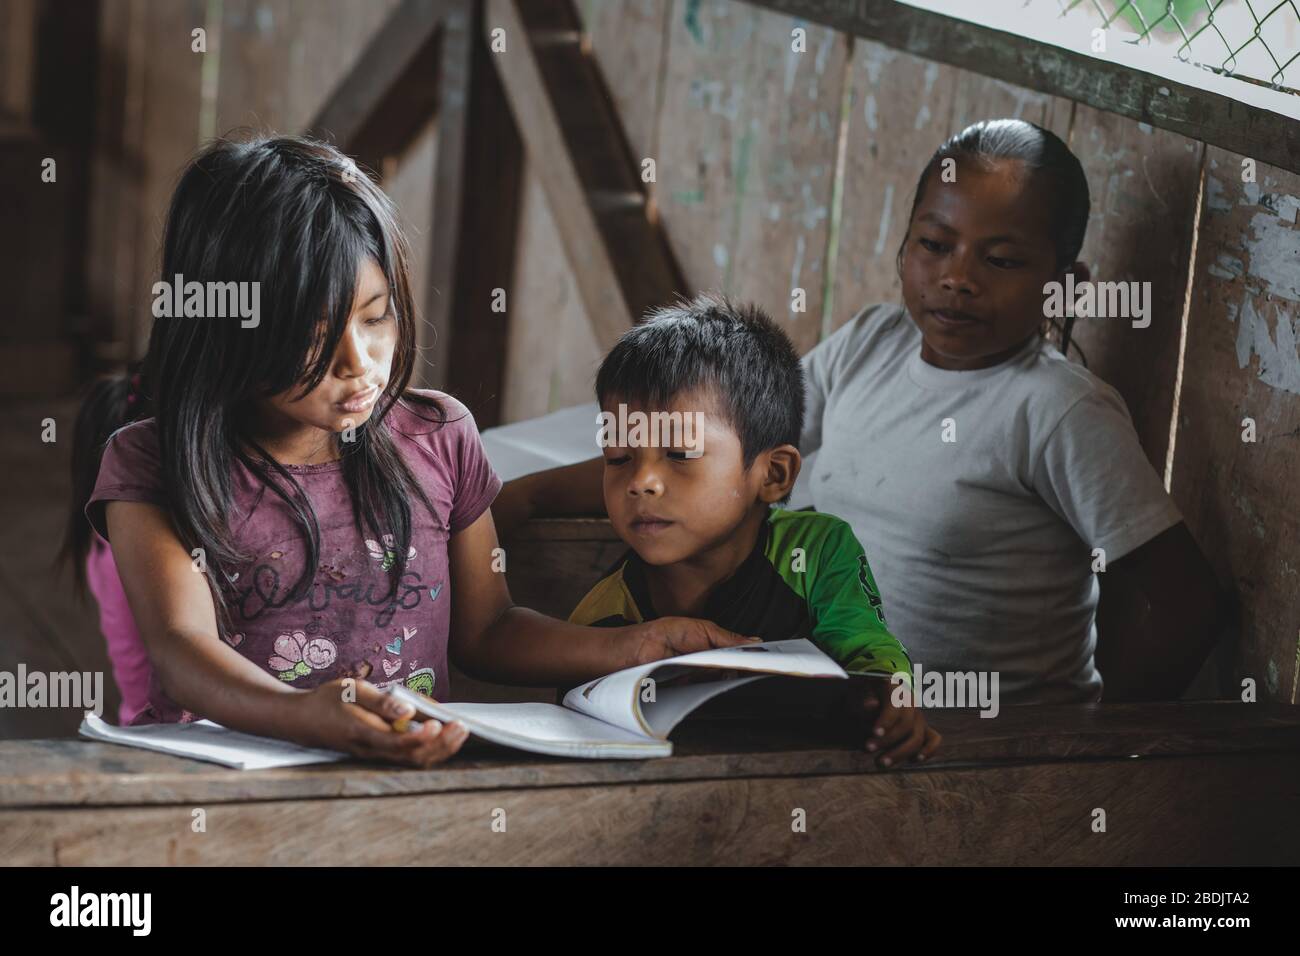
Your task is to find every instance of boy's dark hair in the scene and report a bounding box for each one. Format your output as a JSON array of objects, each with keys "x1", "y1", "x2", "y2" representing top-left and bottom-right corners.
[
  {"x1": 595, "y1": 293, "x2": 804, "y2": 470},
  {"x1": 899, "y1": 118, "x2": 1091, "y2": 271}
]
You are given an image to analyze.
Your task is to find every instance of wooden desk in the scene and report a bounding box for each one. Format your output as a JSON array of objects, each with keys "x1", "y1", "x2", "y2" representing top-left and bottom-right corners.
[{"x1": 3, "y1": 702, "x2": 1298, "y2": 865}]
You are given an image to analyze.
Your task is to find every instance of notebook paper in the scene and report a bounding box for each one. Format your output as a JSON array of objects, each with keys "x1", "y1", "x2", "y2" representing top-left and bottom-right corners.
[{"x1": 79, "y1": 712, "x2": 348, "y2": 770}]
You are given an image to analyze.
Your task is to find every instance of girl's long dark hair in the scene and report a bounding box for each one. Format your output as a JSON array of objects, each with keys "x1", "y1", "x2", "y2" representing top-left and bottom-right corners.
[
  {"x1": 57, "y1": 362, "x2": 152, "y2": 598},
  {"x1": 112, "y1": 133, "x2": 444, "y2": 637}
]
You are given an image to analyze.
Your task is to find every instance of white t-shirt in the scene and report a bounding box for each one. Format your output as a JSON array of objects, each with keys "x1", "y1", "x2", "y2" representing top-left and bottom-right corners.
[{"x1": 800, "y1": 304, "x2": 1183, "y2": 704}]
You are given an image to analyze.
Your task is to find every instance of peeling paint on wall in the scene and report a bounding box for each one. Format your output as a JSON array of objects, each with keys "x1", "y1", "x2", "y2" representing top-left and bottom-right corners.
[
  {"x1": 813, "y1": 30, "x2": 832, "y2": 77},
  {"x1": 783, "y1": 41, "x2": 799, "y2": 95},
  {"x1": 1206, "y1": 253, "x2": 1244, "y2": 280},
  {"x1": 684, "y1": 0, "x2": 704, "y2": 46},
  {"x1": 861, "y1": 43, "x2": 898, "y2": 85},
  {"x1": 872, "y1": 182, "x2": 895, "y2": 257},
  {"x1": 914, "y1": 62, "x2": 939, "y2": 130},
  {"x1": 1231, "y1": 297, "x2": 1300, "y2": 395},
  {"x1": 1206, "y1": 168, "x2": 1300, "y2": 396},
  {"x1": 1205, "y1": 173, "x2": 1233, "y2": 213},
  {"x1": 1244, "y1": 211, "x2": 1300, "y2": 302},
  {"x1": 1205, "y1": 174, "x2": 1300, "y2": 303},
  {"x1": 688, "y1": 79, "x2": 741, "y2": 121},
  {"x1": 864, "y1": 92, "x2": 878, "y2": 131}
]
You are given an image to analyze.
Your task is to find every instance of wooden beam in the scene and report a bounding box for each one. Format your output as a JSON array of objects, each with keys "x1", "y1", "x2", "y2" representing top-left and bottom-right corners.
[
  {"x1": 745, "y1": 0, "x2": 1300, "y2": 176},
  {"x1": 0, "y1": 0, "x2": 37, "y2": 131},
  {"x1": 485, "y1": 0, "x2": 686, "y2": 350},
  {"x1": 5, "y1": 755, "x2": 1300, "y2": 864},
  {"x1": 423, "y1": 0, "x2": 473, "y2": 392},
  {"x1": 486, "y1": 0, "x2": 631, "y2": 348},
  {"x1": 518, "y1": 0, "x2": 686, "y2": 323},
  {"x1": 426, "y1": 0, "x2": 524, "y2": 426},
  {"x1": 6, "y1": 701, "x2": 1300, "y2": 806},
  {"x1": 303, "y1": 0, "x2": 448, "y2": 173}
]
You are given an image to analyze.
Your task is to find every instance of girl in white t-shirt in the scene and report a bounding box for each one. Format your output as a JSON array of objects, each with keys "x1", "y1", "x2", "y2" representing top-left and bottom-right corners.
[{"x1": 498, "y1": 119, "x2": 1227, "y2": 709}]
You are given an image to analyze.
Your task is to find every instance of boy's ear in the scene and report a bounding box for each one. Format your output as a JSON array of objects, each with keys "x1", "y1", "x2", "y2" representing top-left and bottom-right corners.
[{"x1": 758, "y1": 444, "x2": 801, "y2": 503}]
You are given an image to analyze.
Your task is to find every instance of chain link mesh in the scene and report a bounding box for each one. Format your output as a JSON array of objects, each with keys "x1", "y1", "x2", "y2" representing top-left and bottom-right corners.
[{"x1": 1051, "y1": 0, "x2": 1299, "y2": 93}]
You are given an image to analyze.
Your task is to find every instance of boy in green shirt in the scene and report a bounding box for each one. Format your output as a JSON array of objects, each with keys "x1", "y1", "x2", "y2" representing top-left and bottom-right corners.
[{"x1": 563, "y1": 293, "x2": 939, "y2": 766}]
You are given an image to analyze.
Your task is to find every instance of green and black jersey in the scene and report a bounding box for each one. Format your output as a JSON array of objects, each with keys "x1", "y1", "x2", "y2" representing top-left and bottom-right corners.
[{"x1": 569, "y1": 509, "x2": 913, "y2": 682}]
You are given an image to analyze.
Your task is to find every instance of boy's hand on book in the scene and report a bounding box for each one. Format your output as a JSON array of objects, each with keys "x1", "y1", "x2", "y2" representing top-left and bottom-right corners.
[
  {"x1": 842, "y1": 678, "x2": 942, "y2": 769},
  {"x1": 624, "y1": 617, "x2": 761, "y2": 666},
  {"x1": 293, "y1": 678, "x2": 469, "y2": 768}
]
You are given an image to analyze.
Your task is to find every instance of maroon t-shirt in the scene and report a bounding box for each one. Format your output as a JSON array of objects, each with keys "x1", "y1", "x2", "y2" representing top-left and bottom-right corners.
[{"x1": 86, "y1": 389, "x2": 501, "y2": 723}]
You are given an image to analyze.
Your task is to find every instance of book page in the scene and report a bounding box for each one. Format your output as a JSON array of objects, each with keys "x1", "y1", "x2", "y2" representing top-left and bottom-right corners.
[
  {"x1": 560, "y1": 663, "x2": 662, "y2": 736},
  {"x1": 562, "y1": 639, "x2": 848, "y2": 738},
  {"x1": 79, "y1": 713, "x2": 347, "y2": 770},
  {"x1": 638, "y1": 675, "x2": 768, "y2": 737},
  {"x1": 388, "y1": 688, "x2": 671, "y2": 759},
  {"x1": 654, "y1": 639, "x2": 849, "y2": 678}
]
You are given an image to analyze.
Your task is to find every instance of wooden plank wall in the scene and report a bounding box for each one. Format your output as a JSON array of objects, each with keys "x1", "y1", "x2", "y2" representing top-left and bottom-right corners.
[
  {"x1": 507, "y1": 2, "x2": 1192, "y2": 463},
  {"x1": 1, "y1": 0, "x2": 92, "y2": 396},
  {"x1": 0, "y1": 0, "x2": 37, "y2": 127},
  {"x1": 1170, "y1": 150, "x2": 1300, "y2": 705},
  {"x1": 0, "y1": 397, "x2": 116, "y2": 739},
  {"x1": 85, "y1": 0, "x2": 451, "y2": 387},
  {"x1": 1066, "y1": 110, "x2": 1204, "y2": 470},
  {"x1": 498, "y1": 1, "x2": 1299, "y2": 703}
]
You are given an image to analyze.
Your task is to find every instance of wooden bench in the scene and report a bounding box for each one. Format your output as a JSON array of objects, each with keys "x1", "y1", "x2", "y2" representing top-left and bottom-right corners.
[{"x1": 3, "y1": 701, "x2": 1298, "y2": 865}]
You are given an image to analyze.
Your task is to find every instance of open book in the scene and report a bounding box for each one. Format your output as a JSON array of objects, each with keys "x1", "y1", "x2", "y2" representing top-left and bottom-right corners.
[{"x1": 388, "y1": 638, "x2": 847, "y2": 759}]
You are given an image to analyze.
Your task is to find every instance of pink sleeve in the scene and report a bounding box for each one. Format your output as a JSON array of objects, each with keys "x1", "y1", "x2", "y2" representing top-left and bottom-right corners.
[
  {"x1": 449, "y1": 407, "x2": 503, "y2": 533},
  {"x1": 85, "y1": 535, "x2": 155, "y2": 725},
  {"x1": 85, "y1": 420, "x2": 166, "y2": 541}
]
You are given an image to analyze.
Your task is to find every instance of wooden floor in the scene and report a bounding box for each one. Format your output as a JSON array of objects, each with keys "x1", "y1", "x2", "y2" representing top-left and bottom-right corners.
[{"x1": 1, "y1": 398, "x2": 120, "y2": 738}]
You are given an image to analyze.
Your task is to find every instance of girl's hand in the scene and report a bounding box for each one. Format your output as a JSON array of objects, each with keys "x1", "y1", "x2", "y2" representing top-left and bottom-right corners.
[
  {"x1": 291, "y1": 678, "x2": 469, "y2": 768},
  {"x1": 623, "y1": 617, "x2": 761, "y2": 666},
  {"x1": 842, "y1": 677, "x2": 942, "y2": 769}
]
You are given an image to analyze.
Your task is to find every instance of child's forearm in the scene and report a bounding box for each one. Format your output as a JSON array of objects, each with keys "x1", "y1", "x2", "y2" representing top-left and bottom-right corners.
[
  {"x1": 1095, "y1": 523, "x2": 1229, "y2": 701},
  {"x1": 452, "y1": 605, "x2": 636, "y2": 686},
  {"x1": 836, "y1": 634, "x2": 913, "y2": 687},
  {"x1": 496, "y1": 457, "x2": 606, "y2": 539},
  {"x1": 1096, "y1": 586, "x2": 1227, "y2": 700},
  {"x1": 147, "y1": 627, "x2": 307, "y2": 738}
]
